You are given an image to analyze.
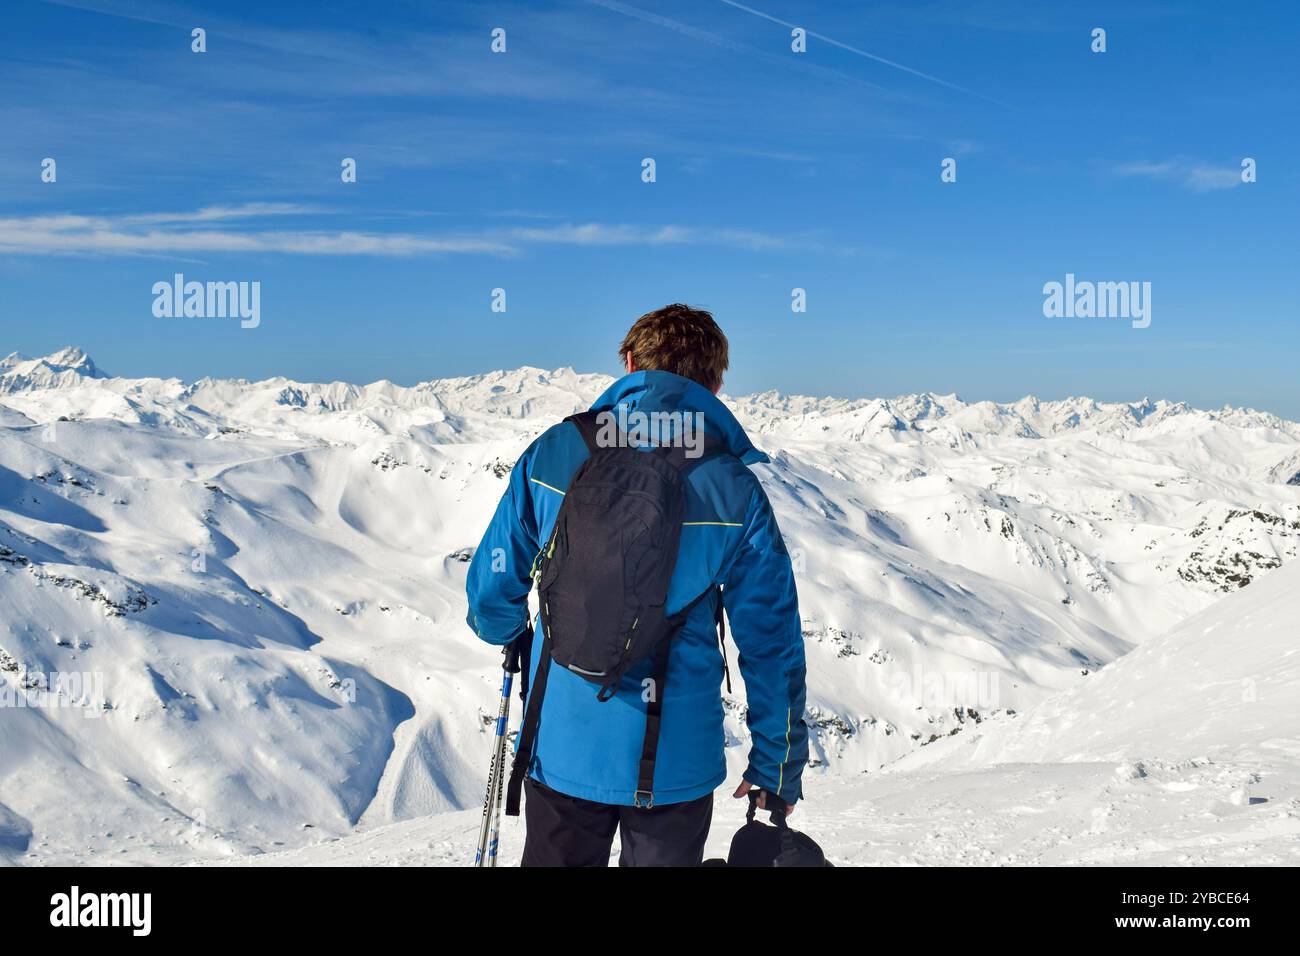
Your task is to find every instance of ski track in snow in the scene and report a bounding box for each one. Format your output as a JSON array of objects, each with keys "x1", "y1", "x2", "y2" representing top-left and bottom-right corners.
[{"x1": 1, "y1": 348, "x2": 1298, "y2": 866}]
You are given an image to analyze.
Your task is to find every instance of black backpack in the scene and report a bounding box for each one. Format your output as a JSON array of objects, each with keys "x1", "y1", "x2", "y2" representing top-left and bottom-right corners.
[
  {"x1": 504, "y1": 409, "x2": 731, "y2": 815},
  {"x1": 703, "y1": 793, "x2": 833, "y2": 867}
]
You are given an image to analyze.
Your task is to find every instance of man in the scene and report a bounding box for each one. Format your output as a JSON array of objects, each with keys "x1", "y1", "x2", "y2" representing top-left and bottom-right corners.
[{"x1": 466, "y1": 304, "x2": 807, "y2": 866}]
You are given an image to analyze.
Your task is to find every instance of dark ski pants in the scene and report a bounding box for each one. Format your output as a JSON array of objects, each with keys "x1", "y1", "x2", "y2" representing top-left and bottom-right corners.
[{"x1": 521, "y1": 778, "x2": 713, "y2": 867}]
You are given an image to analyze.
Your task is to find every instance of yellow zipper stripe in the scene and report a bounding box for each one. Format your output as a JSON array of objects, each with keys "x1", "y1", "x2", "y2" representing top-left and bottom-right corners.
[
  {"x1": 529, "y1": 477, "x2": 566, "y2": 496},
  {"x1": 777, "y1": 706, "x2": 792, "y2": 796}
]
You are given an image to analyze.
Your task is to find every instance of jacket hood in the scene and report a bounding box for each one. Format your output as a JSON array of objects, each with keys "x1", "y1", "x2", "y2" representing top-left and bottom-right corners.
[{"x1": 588, "y1": 370, "x2": 769, "y2": 465}]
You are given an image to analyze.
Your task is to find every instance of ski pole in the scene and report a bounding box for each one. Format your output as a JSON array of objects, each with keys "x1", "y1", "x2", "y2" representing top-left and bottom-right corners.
[
  {"x1": 474, "y1": 639, "x2": 522, "y2": 867},
  {"x1": 487, "y1": 638, "x2": 525, "y2": 865}
]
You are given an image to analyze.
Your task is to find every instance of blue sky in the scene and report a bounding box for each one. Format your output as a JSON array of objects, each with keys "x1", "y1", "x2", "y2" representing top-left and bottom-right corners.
[{"x1": 2, "y1": 0, "x2": 1297, "y2": 415}]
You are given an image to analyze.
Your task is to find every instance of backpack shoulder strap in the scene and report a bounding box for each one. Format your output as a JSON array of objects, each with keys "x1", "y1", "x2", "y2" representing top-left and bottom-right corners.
[
  {"x1": 636, "y1": 584, "x2": 726, "y2": 808},
  {"x1": 505, "y1": 624, "x2": 550, "y2": 817},
  {"x1": 563, "y1": 409, "x2": 605, "y2": 457}
]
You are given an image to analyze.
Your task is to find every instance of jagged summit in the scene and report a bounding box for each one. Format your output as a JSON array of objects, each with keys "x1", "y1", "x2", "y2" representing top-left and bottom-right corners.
[
  {"x1": 4, "y1": 347, "x2": 1296, "y2": 441},
  {"x1": 0, "y1": 346, "x2": 106, "y2": 386}
]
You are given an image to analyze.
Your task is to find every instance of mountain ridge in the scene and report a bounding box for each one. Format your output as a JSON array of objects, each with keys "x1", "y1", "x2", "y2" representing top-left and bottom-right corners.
[
  {"x1": 5, "y1": 347, "x2": 1299, "y2": 450},
  {"x1": 1, "y1": 346, "x2": 1298, "y2": 863}
]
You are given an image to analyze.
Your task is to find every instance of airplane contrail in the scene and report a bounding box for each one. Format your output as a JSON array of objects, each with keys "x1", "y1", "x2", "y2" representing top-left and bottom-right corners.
[
  {"x1": 717, "y1": 0, "x2": 1010, "y2": 107},
  {"x1": 587, "y1": 0, "x2": 899, "y2": 95}
]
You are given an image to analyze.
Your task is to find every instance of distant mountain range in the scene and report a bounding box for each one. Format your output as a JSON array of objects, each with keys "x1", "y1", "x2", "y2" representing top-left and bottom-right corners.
[{"x1": 1, "y1": 349, "x2": 1297, "y2": 864}]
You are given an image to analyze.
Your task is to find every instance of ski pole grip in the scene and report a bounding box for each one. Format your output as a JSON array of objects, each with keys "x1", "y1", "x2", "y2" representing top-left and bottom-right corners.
[{"x1": 503, "y1": 637, "x2": 523, "y2": 675}]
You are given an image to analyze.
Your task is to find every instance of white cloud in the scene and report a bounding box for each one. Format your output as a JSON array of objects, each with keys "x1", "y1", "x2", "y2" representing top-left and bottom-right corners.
[
  {"x1": 1114, "y1": 158, "x2": 1242, "y2": 192},
  {"x1": 0, "y1": 206, "x2": 789, "y2": 257},
  {"x1": 506, "y1": 222, "x2": 788, "y2": 251},
  {"x1": 122, "y1": 203, "x2": 328, "y2": 225}
]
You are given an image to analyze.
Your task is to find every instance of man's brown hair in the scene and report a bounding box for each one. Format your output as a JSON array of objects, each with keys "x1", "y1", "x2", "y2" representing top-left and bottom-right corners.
[{"x1": 618, "y1": 304, "x2": 729, "y2": 393}]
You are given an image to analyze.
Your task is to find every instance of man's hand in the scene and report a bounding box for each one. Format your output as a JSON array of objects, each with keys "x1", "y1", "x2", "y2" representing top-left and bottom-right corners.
[{"x1": 733, "y1": 779, "x2": 795, "y2": 817}]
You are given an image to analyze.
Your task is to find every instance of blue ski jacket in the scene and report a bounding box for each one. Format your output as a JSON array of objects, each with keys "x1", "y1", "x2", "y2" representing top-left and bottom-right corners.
[{"x1": 466, "y1": 370, "x2": 808, "y2": 807}]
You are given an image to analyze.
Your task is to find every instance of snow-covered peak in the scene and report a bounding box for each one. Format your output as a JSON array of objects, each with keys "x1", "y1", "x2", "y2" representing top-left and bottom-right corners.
[
  {"x1": 1, "y1": 346, "x2": 1296, "y2": 439},
  {"x1": 2, "y1": 349, "x2": 1298, "y2": 478},
  {"x1": 47, "y1": 346, "x2": 101, "y2": 373},
  {"x1": 0, "y1": 346, "x2": 106, "y2": 391}
]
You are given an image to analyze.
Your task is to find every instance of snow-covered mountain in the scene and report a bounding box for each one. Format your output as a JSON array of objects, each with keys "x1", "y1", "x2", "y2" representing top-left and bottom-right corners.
[
  {"x1": 203, "y1": 558, "x2": 1300, "y2": 867},
  {"x1": 1, "y1": 348, "x2": 1297, "y2": 864}
]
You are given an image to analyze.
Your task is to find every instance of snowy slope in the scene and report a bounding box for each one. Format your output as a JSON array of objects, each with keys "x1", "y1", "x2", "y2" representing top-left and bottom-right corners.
[
  {"x1": 1, "y1": 349, "x2": 1297, "y2": 865},
  {"x1": 212, "y1": 559, "x2": 1300, "y2": 867},
  {"x1": 898, "y1": 551, "x2": 1300, "y2": 771},
  {"x1": 837, "y1": 556, "x2": 1300, "y2": 865}
]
